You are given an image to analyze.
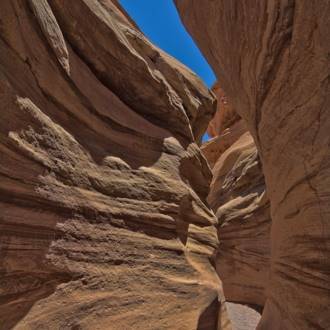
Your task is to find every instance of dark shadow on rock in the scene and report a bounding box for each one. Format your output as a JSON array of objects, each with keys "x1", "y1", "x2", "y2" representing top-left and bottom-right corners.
[
  {"x1": 0, "y1": 272, "x2": 71, "y2": 330},
  {"x1": 197, "y1": 297, "x2": 219, "y2": 330},
  {"x1": 176, "y1": 220, "x2": 189, "y2": 245},
  {"x1": 0, "y1": 198, "x2": 74, "y2": 329},
  {"x1": 179, "y1": 145, "x2": 212, "y2": 206}
]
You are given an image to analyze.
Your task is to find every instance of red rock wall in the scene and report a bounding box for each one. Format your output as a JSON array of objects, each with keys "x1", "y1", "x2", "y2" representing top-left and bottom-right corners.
[
  {"x1": 208, "y1": 132, "x2": 271, "y2": 307},
  {"x1": 176, "y1": 1, "x2": 330, "y2": 328},
  {"x1": 207, "y1": 82, "x2": 241, "y2": 138},
  {"x1": 202, "y1": 87, "x2": 271, "y2": 308},
  {"x1": 0, "y1": 1, "x2": 231, "y2": 329}
]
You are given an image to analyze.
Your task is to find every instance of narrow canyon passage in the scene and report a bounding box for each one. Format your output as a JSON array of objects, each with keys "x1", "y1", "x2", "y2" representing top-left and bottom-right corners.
[{"x1": 0, "y1": 1, "x2": 329, "y2": 330}]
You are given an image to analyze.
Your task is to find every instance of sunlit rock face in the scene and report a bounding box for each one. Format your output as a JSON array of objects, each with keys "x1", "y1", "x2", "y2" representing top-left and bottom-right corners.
[
  {"x1": 203, "y1": 83, "x2": 248, "y2": 169},
  {"x1": 202, "y1": 85, "x2": 271, "y2": 308},
  {"x1": 175, "y1": 1, "x2": 330, "y2": 329},
  {"x1": 207, "y1": 82, "x2": 241, "y2": 139},
  {"x1": 0, "y1": 1, "x2": 233, "y2": 329}
]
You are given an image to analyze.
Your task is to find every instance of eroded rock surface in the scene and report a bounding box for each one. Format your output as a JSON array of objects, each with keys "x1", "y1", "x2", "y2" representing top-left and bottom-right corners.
[
  {"x1": 175, "y1": 1, "x2": 330, "y2": 328},
  {"x1": 0, "y1": 1, "x2": 231, "y2": 329},
  {"x1": 209, "y1": 133, "x2": 270, "y2": 307},
  {"x1": 202, "y1": 86, "x2": 271, "y2": 308},
  {"x1": 207, "y1": 82, "x2": 241, "y2": 139},
  {"x1": 202, "y1": 83, "x2": 248, "y2": 168}
]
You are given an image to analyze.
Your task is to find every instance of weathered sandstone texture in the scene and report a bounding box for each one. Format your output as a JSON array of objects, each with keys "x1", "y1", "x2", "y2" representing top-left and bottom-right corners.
[
  {"x1": 209, "y1": 133, "x2": 270, "y2": 307},
  {"x1": 175, "y1": 1, "x2": 330, "y2": 328},
  {"x1": 202, "y1": 86, "x2": 271, "y2": 307},
  {"x1": 202, "y1": 83, "x2": 248, "y2": 168},
  {"x1": 207, "y1": 82, "x2": 241, "y2": 139},
  {"x1": 0, "y1": 1, "x2": 231, "y2": 329}
]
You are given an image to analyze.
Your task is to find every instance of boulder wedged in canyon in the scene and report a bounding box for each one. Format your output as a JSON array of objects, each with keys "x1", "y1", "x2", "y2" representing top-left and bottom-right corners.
[
  {"x1": 175, "y1": 1, "x2": 330, "y2": 329},
  {"x1": 202, "y1": 85, "x2": 271, "y2": 308},
  {"x1": 0, "y1": 1, "x2": 231, "y2": 329}
]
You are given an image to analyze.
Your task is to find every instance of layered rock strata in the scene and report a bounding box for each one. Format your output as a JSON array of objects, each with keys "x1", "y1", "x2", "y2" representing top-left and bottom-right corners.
[
  {"x1": 202, "y1": 86, "x2": 271, "y2": 307},
  {"x1": 175, "y1": 1, "x2": 330, "y2": 328},
  {"x1": 0, "y1": 1, "x2": 230, "y2": 329},
  {"x1": 208, "y1": 133, "x2": 271, "y2": 308}
]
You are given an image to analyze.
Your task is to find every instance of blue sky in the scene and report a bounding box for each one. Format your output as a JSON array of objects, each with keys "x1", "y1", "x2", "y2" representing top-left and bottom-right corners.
[{"x1": 119, "y1": 0, "x2": 216, "y2": 88}]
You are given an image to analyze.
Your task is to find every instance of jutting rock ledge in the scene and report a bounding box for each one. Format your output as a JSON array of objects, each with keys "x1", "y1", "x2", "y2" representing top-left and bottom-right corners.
[{"x1": 0, "y1": 1, "x2": 230, "y2": 329}]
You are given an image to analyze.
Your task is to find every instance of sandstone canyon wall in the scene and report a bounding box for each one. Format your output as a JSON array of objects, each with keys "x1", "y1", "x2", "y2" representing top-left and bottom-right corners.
[
  {"x1": 202, "y1": 83, "x2": 247, "y2": 169},
  {"x1": 202, "y1": 85, "x2": 271, "y2": 308},
  {"x1": 206, "y1": 83, "x2": 241, "y2": 139},
  {"x1": 0, "y1": 1, "x2": 232, "y2": 329},
  {"x1": 175, "y1": 1, "x2": 330, "y2": 329}
]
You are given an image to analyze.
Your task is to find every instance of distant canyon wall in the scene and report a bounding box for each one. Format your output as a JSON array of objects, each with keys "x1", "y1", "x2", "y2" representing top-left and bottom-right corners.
[{"x1": 203, "y1": 84, "x2": 271, "y2": 308}]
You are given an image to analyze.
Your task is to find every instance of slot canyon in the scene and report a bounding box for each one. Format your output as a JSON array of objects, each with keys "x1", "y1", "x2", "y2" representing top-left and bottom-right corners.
[{"x1": 0, "y1": 1, "x2": 329, "y2": 329}]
